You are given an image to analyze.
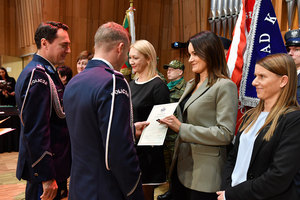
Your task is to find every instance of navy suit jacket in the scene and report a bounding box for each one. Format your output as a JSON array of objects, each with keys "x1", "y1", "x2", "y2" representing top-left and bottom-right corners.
[
  {"x1": 64, "y1": 59, "x2": 144, "y2": 200},
  {"x1": 222, "y1": 110, "x2": 300, "y2": 200},
  {"x1": 15, "y1": 54, "x2": 71, "y2": 184}
]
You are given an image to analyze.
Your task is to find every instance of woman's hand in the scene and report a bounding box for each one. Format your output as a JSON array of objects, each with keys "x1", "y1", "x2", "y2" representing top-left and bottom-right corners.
[
  {"x1": 158, "y1": 115, "x2": 181, "y2": 133},
  {"x1": 2, "y1": 89, "x2": 8, "y2": 97},
  {"x1": 216, "y1": 191, "x2": 225, "y2": 200}
]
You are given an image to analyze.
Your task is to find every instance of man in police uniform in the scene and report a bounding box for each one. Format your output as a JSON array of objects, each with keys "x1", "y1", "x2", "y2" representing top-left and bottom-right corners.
[
  {"x1": 285, "y1": 29, "x2": 300, "y2": 197},
  {"x1": 158, "y1": 60, "x2": 186, "y2": 200},
  {"x1": 64, "y1": 22, "x2": 146, "y2": 200},
  {"x1": 285, "y1": 29, "x2": 300, "y2": 102},
  {"x1": 15, "y1": 21, "x2": 71, "y2": 200}
]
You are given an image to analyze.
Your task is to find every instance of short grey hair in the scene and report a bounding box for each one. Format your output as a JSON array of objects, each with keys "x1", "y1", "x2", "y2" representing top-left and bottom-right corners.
[{"x1": 94, "y1": 22, "x2": 131, "y2": 51}]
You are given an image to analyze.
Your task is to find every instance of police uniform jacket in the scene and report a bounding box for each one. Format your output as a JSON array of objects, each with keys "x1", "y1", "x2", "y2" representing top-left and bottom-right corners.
[
  {"x1": 64, "y1": 59, "x2": 144, "y2": 200},
  {"x1": 15, "y1": 54, "x2": 71, "y2": 184},
  {"x1": 169, "y1": 78, "x2": 238, "y2": 193},
  {"x1": 222, "y1": 110, "x2": 300, "y2": 200}
]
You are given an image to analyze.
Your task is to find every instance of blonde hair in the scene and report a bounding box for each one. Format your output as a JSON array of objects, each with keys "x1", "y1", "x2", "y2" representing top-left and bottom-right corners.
[
  {"x1": 130, "y1": 40, "x2": 157, "y2": 81},
  {"x1": 239, "y1": 53, "x2": 299, "y2": 141}
]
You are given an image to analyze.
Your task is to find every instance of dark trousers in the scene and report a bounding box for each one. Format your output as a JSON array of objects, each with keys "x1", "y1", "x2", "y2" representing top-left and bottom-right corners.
[
  {"x1": 25, "y1": 180, "x2": 66, "y2": 200},
  {"x1": 171, "y1": 164, "x2": 218, "y2": 200}
]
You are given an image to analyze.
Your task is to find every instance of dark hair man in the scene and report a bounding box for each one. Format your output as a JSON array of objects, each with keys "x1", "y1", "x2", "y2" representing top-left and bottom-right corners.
[{"x1": 15, "y1": 21, "x2": 71, "y2": 200}]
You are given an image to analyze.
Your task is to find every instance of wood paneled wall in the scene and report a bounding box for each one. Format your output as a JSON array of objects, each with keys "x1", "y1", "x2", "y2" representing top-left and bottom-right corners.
[
  {"x1": 0, "y1": 0, "x2": 297, "y2": 81},
  {"x1": 0, "y1": 0, "x2": 17, "y2": 56},
  {"x1": 15, "y1": 0, "x2": 42, "y2": 56}
]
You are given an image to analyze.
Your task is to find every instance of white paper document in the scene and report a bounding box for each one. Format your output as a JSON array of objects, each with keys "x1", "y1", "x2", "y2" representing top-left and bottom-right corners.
[{"x1": 138, "y1": 102, "x2": 178, "y2": 146}]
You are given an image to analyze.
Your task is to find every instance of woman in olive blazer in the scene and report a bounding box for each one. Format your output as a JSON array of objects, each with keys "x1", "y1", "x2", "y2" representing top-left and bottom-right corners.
[{"x1": 159, "y1": 31, "x2": 238, "y2": 200}]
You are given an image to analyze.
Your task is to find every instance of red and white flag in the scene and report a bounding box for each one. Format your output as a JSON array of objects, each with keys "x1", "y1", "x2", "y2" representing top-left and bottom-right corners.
[{"x1": 227, "y1": 0, "x2": 255, "y2": 91}]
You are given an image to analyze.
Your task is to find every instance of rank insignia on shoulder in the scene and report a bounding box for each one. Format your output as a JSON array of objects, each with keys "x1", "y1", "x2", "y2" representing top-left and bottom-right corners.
[{"x1": 46, "y1": 65, "x2": 54, "y2": 73}]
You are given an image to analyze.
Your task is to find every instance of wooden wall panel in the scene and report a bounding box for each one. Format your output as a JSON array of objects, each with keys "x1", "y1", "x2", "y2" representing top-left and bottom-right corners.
[
  {"x1": 15, "y1": 0, "x2": 42, "y2": 56},
  {"x1": 0, "y1": 1, "x2": 6, "y2": 54},
  {"x1": 0, "y1": 0, "x2": 296, "y2": 82},
  {"x1": 171, "y1": 0, "x2": 210, "y2": 81},
  {"x1": 0, "y1": 0, "x2": 18, "y2": 56}
]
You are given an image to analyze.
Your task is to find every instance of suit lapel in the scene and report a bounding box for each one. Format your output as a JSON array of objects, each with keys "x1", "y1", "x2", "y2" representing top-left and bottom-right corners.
[
  {"x1": 177, "y1": 79, "x2": 195, "y2": 106},
  {"x1": 249, "y1": 114, "x2": 283, "y2": 167},
  {"x1": 183, "y1": 78, "x2": 210, "y2": 113}
]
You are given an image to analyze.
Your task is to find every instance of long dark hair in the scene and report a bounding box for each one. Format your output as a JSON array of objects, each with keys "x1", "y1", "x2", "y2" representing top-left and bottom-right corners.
[
  {"x1": 188, "y1": 31, "x2": 229, "y2": 86},
  {"x1": 0, "y1": 67, "x2": 9, "y2": 80}
]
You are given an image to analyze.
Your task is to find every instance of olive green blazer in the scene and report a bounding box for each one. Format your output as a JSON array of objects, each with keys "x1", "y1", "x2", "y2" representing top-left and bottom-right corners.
[{"x1": 169, "y1": 77, "x2": 238, "y2": 193}]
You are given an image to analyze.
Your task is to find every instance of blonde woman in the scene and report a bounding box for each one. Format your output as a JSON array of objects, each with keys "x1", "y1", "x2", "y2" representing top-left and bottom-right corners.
[
  {"x1": 218, "y1": 53, "x2": 300, "y2": 200},
  {"x1": 129, "y1": 40, "x2": 170, "y2": 200}
]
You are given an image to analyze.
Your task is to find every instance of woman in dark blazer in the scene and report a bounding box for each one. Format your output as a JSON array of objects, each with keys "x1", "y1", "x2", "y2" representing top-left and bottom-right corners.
[
  {"x1": 159, "y1": 31, "x2": 238, "y2": 199},
  {"x1": 217, "y1": 53, "x2": 300, "y2": 200}
]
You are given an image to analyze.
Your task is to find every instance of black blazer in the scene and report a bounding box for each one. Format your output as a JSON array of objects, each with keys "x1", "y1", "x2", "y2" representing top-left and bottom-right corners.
[{"x1": 222, "y1": 110, "x2": 300, "y2": 200}]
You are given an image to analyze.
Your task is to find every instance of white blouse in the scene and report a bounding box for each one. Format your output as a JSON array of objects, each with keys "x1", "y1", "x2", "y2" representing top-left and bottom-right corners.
[{"x1": 231, "y1": 112, "x2": 269, "y2": 187}]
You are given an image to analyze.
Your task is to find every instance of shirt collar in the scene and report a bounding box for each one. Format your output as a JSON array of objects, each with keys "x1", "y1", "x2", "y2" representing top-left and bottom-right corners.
[
  {"x1": 92, "y1": 58, "x2": 114, "y2": 70},
  {"x1": 35, "y1": 53, "x2": 56, "y2": 72}
]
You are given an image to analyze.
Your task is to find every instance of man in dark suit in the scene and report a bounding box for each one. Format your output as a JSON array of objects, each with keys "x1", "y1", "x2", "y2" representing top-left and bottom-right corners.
[
  {"x1": 285, "y1": 29, "x2": 300, "y2": 102},
  {"x1": 64, "y1": 22, "x2": 147, "y2": 200},
  {"x1": 15, "y1": 21, "x2": 71, "y2": 200}
]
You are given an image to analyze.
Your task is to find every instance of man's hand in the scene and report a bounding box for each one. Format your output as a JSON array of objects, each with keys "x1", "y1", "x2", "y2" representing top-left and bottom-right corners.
[
  {"x1": 134, "y1": 121, "x2": 150, "y2": 138},
  {"x1": 40, "y1": 179, "x2": 58, "y2": 200}
]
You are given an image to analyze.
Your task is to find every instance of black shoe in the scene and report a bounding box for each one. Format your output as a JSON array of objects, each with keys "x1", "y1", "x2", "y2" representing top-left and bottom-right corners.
[{"x1": 157, "y1": 189, "x2": 173, "y2": 200}]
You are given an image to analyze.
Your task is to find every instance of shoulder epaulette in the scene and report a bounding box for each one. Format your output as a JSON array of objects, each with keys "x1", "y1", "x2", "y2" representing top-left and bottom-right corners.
[
  {"x1": 114, "y1": 70, "x2": 124, "y2": 78},
  {"x1": 104, "y1": 68, "x2": 124, "y2": 78},
  {"x1": 35, "y1": 64, "x2": 46, "y2": 72},
  {"x1": 105, "y1": 67, "x2": 114, "y2": 74}
]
